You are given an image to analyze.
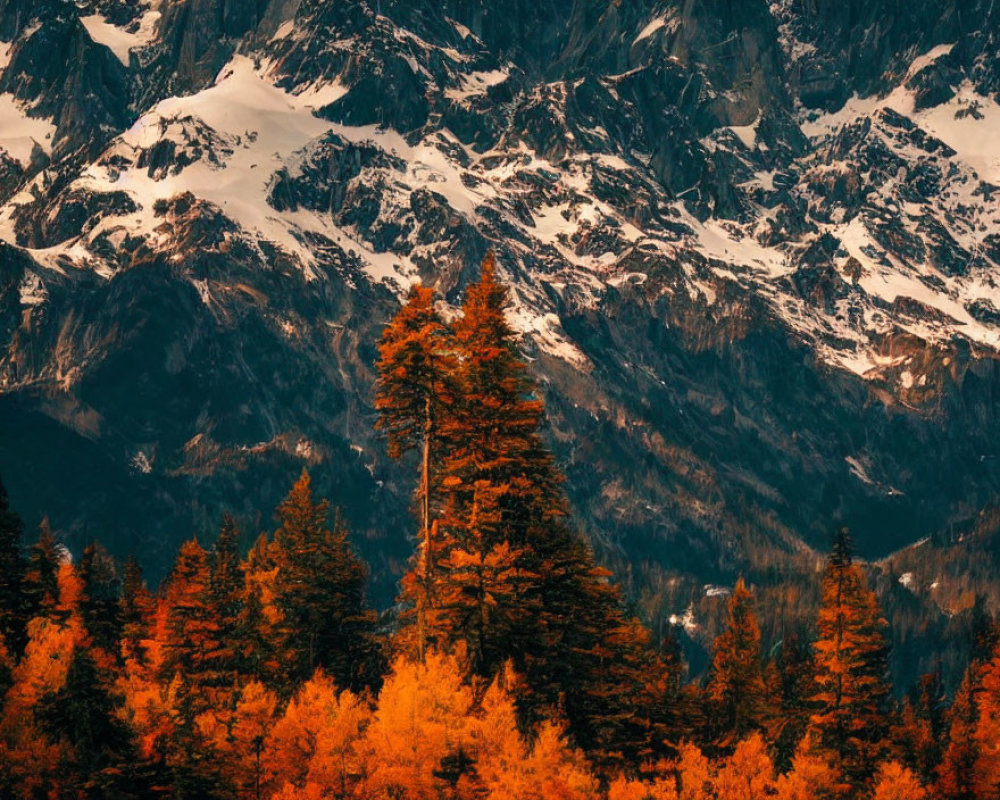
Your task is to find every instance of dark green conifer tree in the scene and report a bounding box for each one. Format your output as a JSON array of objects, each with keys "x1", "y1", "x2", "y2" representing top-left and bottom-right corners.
[
  {"x1": 158, "y1": 540, "x2": 229, "y2": 712},
  {"x1": 166, "y1": 674, "x2": 230, "y2": 800},
  {"x1": 119, "y1": 556, "x2": 154, "y2": 664},
  {"x1": 0, "y1": 475, "x2": 28, "y2": 656},
  {"x1": 208, "y1": 513, "x2": 245, "y2": 684},
  {"x1": 79, "y1": 541, "x2": 123, "y2": 659},
  {"x1": 38, "y1": 645, "x2": 156, "y2": 799},
  {"x1": 269, "y1": 471, "x2": 385, "y2": 692},
  {"x1": 24, "y1": 518, "x2": 61, "y2": 620}
]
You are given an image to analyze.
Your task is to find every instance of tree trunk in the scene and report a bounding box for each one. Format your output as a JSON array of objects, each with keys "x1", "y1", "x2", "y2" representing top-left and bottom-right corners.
[{"x1": 418, "y1": 396, "x2": 434, "y2": 663}]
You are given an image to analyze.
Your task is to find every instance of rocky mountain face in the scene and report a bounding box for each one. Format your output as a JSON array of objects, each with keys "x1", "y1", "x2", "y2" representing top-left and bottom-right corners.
[{"x1": 2, "y1": 0, "x2": 1000, "y2": 644}]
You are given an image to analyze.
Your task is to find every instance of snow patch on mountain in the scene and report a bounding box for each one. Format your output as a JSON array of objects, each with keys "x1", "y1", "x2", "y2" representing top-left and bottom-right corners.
[
  {"x1": 634, "y1": 15, "x2": 673, "y2": 45},
  {"x1": 80, "y1": 9, "x2": 161, "y2": 65},
  {"x1": 73, "y1": 57, "x2": 370, "y2": 269},
  {"x1": 0, "y1": 94, "x2": 54, "y2": 165},
  {"x1": 443, "y1": 69, "x2": 509, "y2": 101},
  {"x1": 905, "y1": 42, "x2": 956, "y2": 79},
  {"x1": 906, "y1": 83, "x2": 1000, "y2": 183}
]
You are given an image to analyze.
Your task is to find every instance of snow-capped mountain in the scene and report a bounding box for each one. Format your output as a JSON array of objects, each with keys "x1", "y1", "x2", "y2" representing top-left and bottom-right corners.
[{"x1": 2, "y1": 0, "x2": 1000, "y2": 610}]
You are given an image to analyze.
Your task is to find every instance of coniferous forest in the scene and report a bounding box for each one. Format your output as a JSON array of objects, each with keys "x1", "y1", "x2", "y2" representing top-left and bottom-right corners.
[{"x1": 2, "y1": 254, "x2": 1000, "y2": 800}]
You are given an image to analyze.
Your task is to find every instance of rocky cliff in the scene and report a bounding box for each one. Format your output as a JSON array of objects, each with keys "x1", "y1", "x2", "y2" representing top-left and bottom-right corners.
[{"x1": 1, "y1": 0, "x2": 1000, "y2": 642}]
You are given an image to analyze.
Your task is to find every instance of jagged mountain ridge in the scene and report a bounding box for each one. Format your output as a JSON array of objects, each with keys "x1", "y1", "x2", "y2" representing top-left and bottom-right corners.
[{"x1": 1, "y1": 0, "x2": 1000, "y2": 629}]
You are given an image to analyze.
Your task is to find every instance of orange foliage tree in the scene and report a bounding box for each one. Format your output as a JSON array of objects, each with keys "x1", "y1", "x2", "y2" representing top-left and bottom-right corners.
[
  {"x1": 266, "y1": 669, "x2": 368, "y2": 798},
  {"x1": 714, "y1": 733, "x2": 776, "y2": 800},
  {"x1": 706, "y1": 579, "x2": 770, "y2": 752},
  {"x1": 378, "y1": 254, "x2": 656, "y2": 771},
  {"x1": 774, "y1": 735, "x2": 841, "y2": 800},
  {"x1": 808, "y1": 529, "x2": 892, "y2": 789},
  {"x1": 375, "y1": 284, "x2": 457, "y2": 662},
  {"x1": 872, "y1": 761, "x2": 928, "y2": 800}
]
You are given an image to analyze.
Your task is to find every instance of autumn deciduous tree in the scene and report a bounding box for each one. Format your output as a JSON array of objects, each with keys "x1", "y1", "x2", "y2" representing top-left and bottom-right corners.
[
  {"x1": 0, "y1": 600, "x2": 86, "y2": 798},
  {"x1": 608, "y1": 772, "x2": 678, "y2": 800},
  {"x1": 714, "y1": 734, "x2": 776, "y2": 800},
  {"x1": 774, "y1": 736, "x2": 841, "y2": 800},
  {"x1": 872, "y1": 761, "x2": 928, "y2": 800},
  {"x1": 674, "y1": 742, "x2": 714, "y2": 800},
  {"x1": 472, "y1": 668, "x2": 602, "y2": 800},
  {"x1": 224, "y1": 680, "x2": 279, "y2": 800},
  {"x1": 264, "y1": 670, "x2": 367, "y2": 797},
  {"x1": 492, "y1": 721, "x2": 601, "y2": 800},
  {"x1": 358, "y1": 651, "x2": 475, "y2": 800},
  {"x1": 809, "y1": 529, "x2": 892, "y2": 788}
]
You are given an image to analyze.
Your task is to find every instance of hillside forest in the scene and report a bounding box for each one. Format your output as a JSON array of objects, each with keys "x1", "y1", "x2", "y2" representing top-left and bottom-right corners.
[{"x1": 1, "y1": 255, "x2": 999, "y2": 800}]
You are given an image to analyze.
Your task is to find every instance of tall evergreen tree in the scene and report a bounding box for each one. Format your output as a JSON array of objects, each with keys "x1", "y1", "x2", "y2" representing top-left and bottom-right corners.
[
  {"x1": 0, "y1": 475, "x2": 28, "y2": 656},
  {"x1": 442, "y1": 251, "x2": 564, "y2": 558},
  {"x1": 376, "y1": 283, "x2": 457, "y2": 661},
  {"x1": 166, "y1": 673, "x2": 230, "y2": 800},
  {"x1": 892, "y1": 670, "x2": 946, "y2": 785},
  {"x1": 433, "y1": 481, "x2": 532, "y2": 677},
  {"x1": 427, "y1": 251, "x2": 570, "y2": 669},
  {"x1": 968, "y1": 596, "x2": 998, "y2": 665},
  {"x1": 387, "y1": 253, "x2": 655, "y2": 770},
  {"x1": 706, "y1": 578, "x2": 770, "y2": 752},
  {"x1": 208, "y1": 513, "x2": 245, "y2": 684},
  {"x1": 774, "y1": 629, "x2": 815, "y2": 770},
  {"x1": 808, "y1": 528, "x2": 893, "y2": 790},
  {"x1": 157, "y1": 539, "x2": 228, "y2": 711},
  {"x1": 239, "y1": 532, "x2": 281, "y2": 684},
  {"x1": 79, "y1": 541, "x2": 123, "y2": 659},
  {"x1": 119, "y1": 557, "x2": 154, "y2": 664},
  {"x1": 23, "y1": 518, "x2": 61, "y2": 620},
  {"x1": 645, "y1": 626, "x2": 694, "y2": 758}
]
